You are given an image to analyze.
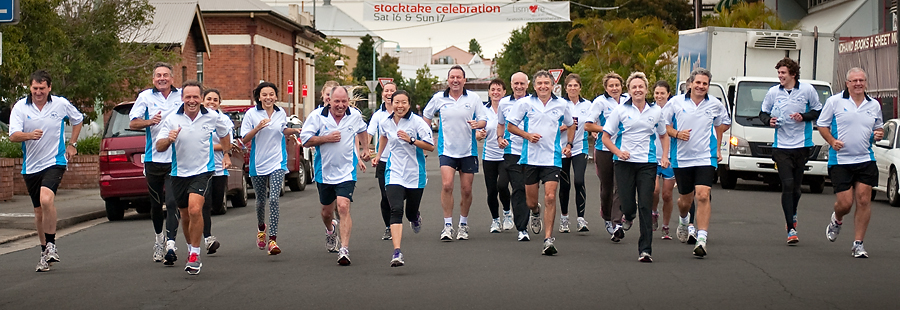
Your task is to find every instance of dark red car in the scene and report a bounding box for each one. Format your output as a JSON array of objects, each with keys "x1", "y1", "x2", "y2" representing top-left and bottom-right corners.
[{"x1": 99, "y1": 102, "x2": 248, "y2": 221}]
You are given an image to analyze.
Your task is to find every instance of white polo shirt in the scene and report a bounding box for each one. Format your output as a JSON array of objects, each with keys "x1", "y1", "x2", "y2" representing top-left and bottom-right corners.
[
  {"x1": 129, "y1": 87, "x2": 183, "y2": 164},
  {"x1": 602, "y1": 99, "x2": 667, "y2": 163},
  {"x1": 423, "y1": 89, "x2": 488, "y2": 158},
  {"x1": 211, "y1": 111, "x2": 234, "y2": 176},
  {"x1": 816, "y1": 91, "x2": 883, "y2": 166},
  {"x1": 497, "y1": 95, "x2": 526, "y2": 156},
  {"x1": 241, "y1": 106, "x2": 288, "y2": 177},
  {"x1": 9, "y1": 95, "x2": 84, "y2": 174},
  {"x1": 588, "y1": 93, "x2": 630, "y2": 151},
  {"x1": 507, "y1": 94, "x2": 574, "y2": 167},
  {"x1": 654, "y1": 99, "x2": 673, "y2": 161},
  {"x1": 157, "y1": 105, "x2": 231, "y2": 177},
  {"x1": 367, "y1": 105, "x2": 391, "y2": 163},
  {"x1": 379, "y1": 111, "x2": 434, "y2": 189},
  {"x1": 662, "y1": 92, "x2": 731, "y2": 168},
  {"x1": 300, "y1": 106, "x2": 368, "y2": 184},
  {"x1": 761, "y1": 82, "x2": 823, "y2": 149},
  {"x1": 560, "y1": 97, "x2": 593, "y2": 156},
  {"x1": 482, "y1": 102, "x2": 504, "y2": 161}
]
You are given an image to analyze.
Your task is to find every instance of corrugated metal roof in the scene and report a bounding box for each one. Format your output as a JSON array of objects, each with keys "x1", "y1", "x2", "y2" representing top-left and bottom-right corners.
[
  {"x1": 133, "y1": 0, "x2": 199, "y2": 45},
  {"x1": 198, "y1": 0, "x2": 273, "y2": 12},
  {"x1": 299, "y1": 5, "x2": 377, "y2": 38}
]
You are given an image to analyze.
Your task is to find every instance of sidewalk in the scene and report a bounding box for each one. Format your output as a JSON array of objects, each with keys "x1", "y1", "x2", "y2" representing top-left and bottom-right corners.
[{"x1": 0, "y1": 188, "x2": 107, "y2": 244}]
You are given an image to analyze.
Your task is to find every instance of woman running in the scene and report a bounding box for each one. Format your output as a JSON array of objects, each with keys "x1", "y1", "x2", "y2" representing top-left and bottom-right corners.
[
  {"x1": 478, "y1": 78, "x2": 512, "y2": 233},
  {"x1": 200, "y1": 88, "x2": 233, "y2": 254},
  {"x1": 650, "y1": 81, "x2": 677, "y2": 239},
  {"x1": 558, "y1": 74, "x2": 592, "y2": 233}
]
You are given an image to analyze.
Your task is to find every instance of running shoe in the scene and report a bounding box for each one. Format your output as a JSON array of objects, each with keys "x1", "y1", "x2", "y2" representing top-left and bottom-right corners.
[
  {"x1": 337, "y1": 247, "x2": 351, "y2": 266},
  {"x1": 382, "y1": 227, "x2": 392, "y2": 240},
  {"x1": 542, "y1": 237, "x2": 558, "y2": 255},
  {"x1": 440, "y1": 223, "x2": 454, "y2": 241},
  {"x1": 639, "y1": 252, "x2": 653, "y2": 263},
  {"x1": 676, "y1": 222, "x2": 689, "y2": 243},
  {"x1": 326, "y1": 230, "x2": 338, "y2": 253},
  {"x1": 693, "y1": 237, "x2": 707, "y2": 257},
  {"x1": 622, "y1": 219, "x2": 633, "y2": 231},
  {"x1": 153, "y1": 233, "x2": 165, "y2": 262},
  {"x1": 530, "y1": 205, "x2": 543, "y2": 234},
  {"x1": 826, "y1": 212, "x2": 841, "y2": 242},
  {"x1": 267, "y1": 240, "x2": 281, "y2": 255},
  {"x1": 577, "y1": 217, "x2": 590, "y2": 232},
  {"x1": 390, "y1": 249, "x2": 404, "y2": 267},
  {"x1": 257, "y1": 230, "x2": 267, "y2": 250},
  {"x1": 490, "y1": 219, "x2": 502, "y2": 233},
  {"x1": 184, "y1": 252, "x2": 201, "y2": 275},
  {"x1": 786, "y1": 229, "x2": 799, "y2": 245},
  {"x1": 457, "y1": 223, "x2": 470, "y2": 240},
  {"x1": 164, "y1": 240, "x2": 177, "y2": 266},
  {"x1": 611, "y1": 224, "x2": 624, "y2": 243},
  {"x1": 517, "y1": 230, "x2": 530, "y2": 241},
  {"x1": 605, "y1": 221, "x2": 616, "y2": 235},
  {"x1": 45, "y1": 242, "x2": 60, "y2": 264},
  {"x1": 651, "y1": 212, "x2": 659, "y2": 231},
  {"x1": 687, "y1": 225, "x2": 697, "y2": 245},
  {"x1": 661, "y1": 226, "x2": 672, "y2": 240},
  {"x1": 559, "y1": 217, "x2": 570, "y2": 233},
  {"x1": 205, "y1": 236, "x2": 220, "y2": 255},
  {"x1": 851, "y1": 241, "x2": 868, "y2": 258},
  {"x1": 502, "y1": 211, "x2": 514, "y2": 230},
  {"x1": 410, "y1": 213, "x2": 422, "y2": 234},
  {"x1": 35, "y1": 254, "x2": 49, "y2": 272}
]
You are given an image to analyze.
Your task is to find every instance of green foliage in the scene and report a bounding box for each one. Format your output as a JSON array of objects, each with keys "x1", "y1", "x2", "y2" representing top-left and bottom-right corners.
[
  {"x1": 405, "y1": 65, "x2": 440, "y2": 109},
  {"x1": 0, "y1": 0, "x2": 178, "y2": 118},
  {"x1": 0, "y1": 138, "x2": 23, "y2": 158},
  {"x1": 314, "y1": 37, "x2": 349, "y2": 93},
  {"x1": 495, "y1": 27, "x2": 529, "y2": 86},
  {"x1": 352, "y1": 35, "x2": 378, "y2": 84},
  {"x1": 468, "y1": 39, "x2": 483, "y2": 57},
  {"x1": 567, "y1": 16, "x2": 678, "y2": 97},
  {"x1": 375, "y1": 53, "x2": 404, "y2": 105},
  {"x1": 705, "y1": 2, "x2": 799, "y2": 30},
  {"x1": 75, "y1": 135, "x2": 101, "y2": 155}
]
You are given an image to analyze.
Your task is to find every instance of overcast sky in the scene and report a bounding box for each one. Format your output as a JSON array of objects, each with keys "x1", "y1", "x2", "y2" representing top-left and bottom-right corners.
[{"x1": 330, "y1": 1, "x2": 529, "y2": 58}]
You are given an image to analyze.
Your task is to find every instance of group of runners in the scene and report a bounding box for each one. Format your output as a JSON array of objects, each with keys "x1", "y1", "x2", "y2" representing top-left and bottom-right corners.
[{"x1": 11, "y1": 58, "x2": 882, "y2": 274}]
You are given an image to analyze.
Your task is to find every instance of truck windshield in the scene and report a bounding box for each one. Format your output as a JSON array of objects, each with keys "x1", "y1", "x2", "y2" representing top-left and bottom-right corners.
[{"x1": 733, "y1": 81, "x2": 832, "y2": 127}]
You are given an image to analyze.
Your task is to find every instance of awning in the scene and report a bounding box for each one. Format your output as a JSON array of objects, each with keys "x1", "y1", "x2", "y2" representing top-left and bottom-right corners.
[
  {"x1": 715, "y1": 0, "x2": 746, "y2": 13},
  {"x1": 797, "y1": 0, "x2": 866, "y2": 34}
]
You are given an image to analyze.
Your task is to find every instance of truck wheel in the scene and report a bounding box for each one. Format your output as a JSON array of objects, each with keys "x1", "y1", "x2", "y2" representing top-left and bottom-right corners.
[
  {"x1": 888, "y1": 170, "x2": 900, "y2": 207},
  {"x1": 230, "y1": 176, "x2": 248, "y2": 208},
  {"x1": 305, "y1": 159, "x2": 315, "y2": 184},
  {"x1": 808, "y1": 176, "x2": 825, "y2": 194},
  {"x1": 718, "y1": 166, "x2": 737, "y2": 189},
  {"x1": 211, "y1": 190, "x2": 227, "y2": 215},
  {"x1": 288, "y1": 168, "x2": 306, "y2": 192},
  {"x1": 105, "y1": 198, "x2": 125, "y2": 221}
]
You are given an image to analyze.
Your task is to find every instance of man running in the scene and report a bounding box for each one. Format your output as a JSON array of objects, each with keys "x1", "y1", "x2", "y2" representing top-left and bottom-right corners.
[
  {"x1": 368, "y1": 81, "x2": 397, "y2": 240},
  {"x1": 818, "y1": 67, "x2": 883, "y2": 258},
  {"x1": 662, "y1": 68, "x2": 731, "y2": 258},
  {"x1": 422, "y1": 65, "x2": 488, "y2": 241},
  {"x1": 9, "y1": 70, "x2": 83, "y2": 272},
  {"x1": 300, "y1": 85, "x2": 370, "y2": 265},
  {"x1": 497, "y1": 72, "x2": 531, "y2": 240},
  {"x1": 758, "y1": 58, "x2": 822, "y2": 245}
]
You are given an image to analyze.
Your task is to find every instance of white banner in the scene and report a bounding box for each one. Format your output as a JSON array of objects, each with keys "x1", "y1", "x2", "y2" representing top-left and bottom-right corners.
[{"x1": 363, "y1": 2, "x2": 570, "y2": 23}]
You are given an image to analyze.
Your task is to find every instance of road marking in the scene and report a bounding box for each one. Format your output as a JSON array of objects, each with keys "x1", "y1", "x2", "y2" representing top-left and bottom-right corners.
[{"x1": 0, "y1": 213, "x2": 35, "y2": 218}]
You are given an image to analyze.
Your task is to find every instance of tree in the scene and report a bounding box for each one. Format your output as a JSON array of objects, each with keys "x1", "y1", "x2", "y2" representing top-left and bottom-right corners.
[
  {"x1": 0, "y1": 0, "x2": 176, "y2": 118},
  {"x1": 406, "y1": 65, "x2": 439, "y2": 111},
  {"x1": 566, "y1": 16, "x2": 678, "y2": 97},
  {"x1": 468, "y1": 39, "x2": 483, "y2": 57},
  {"x1": 375, "y1": 53, "x2": 404, "y2": 105},
  {"x1": 314, "y1": 37, "x2": 349, "y2": 92},
  {"x1": 705, "y1": 2, "x2": 799, "y2": 30},
  {"x1": 352, "y1": 34, "x2": 378, "y2": 85},
  {"x1": 494, "y1": 27, "x2": 529, "y2": 85}
]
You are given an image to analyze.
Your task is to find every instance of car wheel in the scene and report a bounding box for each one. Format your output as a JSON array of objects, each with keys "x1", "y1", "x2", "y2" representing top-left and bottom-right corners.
[
  {"x1": 247, "y1": 175, "x2": 255, "y2": 199},
  {"x1": 288, "y1": 168, "x2": 306, "y2": 192},
  {"x1": 305, "y1": 159, "x2": 315, "y2": 184},
  {"x1": 808, "y1": 176, "x2": 825, "y2": 194},
  {"x1": 718, "y1": 166, "x2": 737, "y2": 189},
  {"x1": 230, "y1": 175, "x2": 248, "y2": 208},
  {"x1": 211, "y1": 190, "x2": 227, "y2": 215},
  {"x1": 888, "y1": 169, "x2": 900, "y2": 207},
  {"x1": 105, "y1": 198, "x2": 125, "y2": 221}
]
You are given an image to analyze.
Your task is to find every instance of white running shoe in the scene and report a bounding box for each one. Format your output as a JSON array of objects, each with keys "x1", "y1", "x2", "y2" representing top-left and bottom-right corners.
[
  {"x1": 204, "y1": 236, "x2": 220, "y2": 255},
  {"x1": 826, "y1": 212, "x2": 842, "y2": 242},
  {"x1": 693, "y1": 237, "x2": 707, "y2": 257},
  {"x1": 502, "y1": 212, "x2": 514, "y2": 230},
  {"x1": 457, "y1": 223, "x2": 470, "y2": 240},
  {"x1": 45, "y1": 242, "x2": 60, "y2": 264},
  {"x1": 440, "y1": 223, "x2": 454, "y2": 241},
  {"x1": 559, "y1": 217, "x2": 570, "y2": 233},
  {"x1": 153, "y1": 233, "x2": 165, "y2": 262},
  {"x1": 517, "y1": 230, "x2": 530, "y2": 241},
  {"x1": 490, "y1": 219, "x2": 502, "y2": 233},
  {"x1": 36, "y1": 253, "x2": 50, "y2": 272},
  {"x1": 577, "y1": 217, "x2": 589, "y2": 232},
  {"x1": 605, "y1": 221, "x2": 616, "y2": 235},
  {"x1": 676, "y1": 222, "x2": 689, "y2": 243},
  {"x1": 851, "y1": 241, "x2": 868, "y2": 258}
]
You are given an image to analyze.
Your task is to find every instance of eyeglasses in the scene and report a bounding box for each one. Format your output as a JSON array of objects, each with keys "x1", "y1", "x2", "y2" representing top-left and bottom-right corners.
[{"x1": 847, "y1": 79, "x2": 867, "y2": 84}]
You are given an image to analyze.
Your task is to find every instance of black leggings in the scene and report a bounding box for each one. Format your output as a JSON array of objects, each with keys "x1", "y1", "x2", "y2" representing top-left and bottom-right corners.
[
  {"x1": 560, "y1": 153, "x2": 587, "y2": 217},
  {"x1": 772, "y1": 148, "x2": 809, "y2": 231},
  {"x1": 202, "y1": 175, "x2": 227, "y2": 237},
  {"x1": 386, "y1": 185, "x2": 424, "y2": 224},
  {"x1": 483, "y1": 159, "x2": 511, "y2": 219},
  {"x1": 376, "y1": 161, "x2": 391, "y2": 227},
  {"x1": 145, "y1": 162, "x2": 179, "y2": 240}
]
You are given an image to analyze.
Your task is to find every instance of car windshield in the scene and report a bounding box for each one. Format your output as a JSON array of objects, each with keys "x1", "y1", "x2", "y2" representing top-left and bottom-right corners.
[
  {"x1": 734, "y1": 81, "x2": 832, "y2": 127},
  {"x1": 104, "y1": 105, "x2": 145, "y2": 138}
]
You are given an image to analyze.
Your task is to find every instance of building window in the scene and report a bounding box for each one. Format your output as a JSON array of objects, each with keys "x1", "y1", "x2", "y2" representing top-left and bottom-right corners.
[{"x1": 196, "y1": 52, "x2": 204, "y2": 83}]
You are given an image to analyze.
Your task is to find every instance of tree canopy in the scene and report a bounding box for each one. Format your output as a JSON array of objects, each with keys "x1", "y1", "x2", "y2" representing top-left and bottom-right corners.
[
  {"x1": 468, "y1": 39, "x2": 483, "y2": 57},
  {"x1": 705, "y1": 2, "x2": 799, "y2": 30}
]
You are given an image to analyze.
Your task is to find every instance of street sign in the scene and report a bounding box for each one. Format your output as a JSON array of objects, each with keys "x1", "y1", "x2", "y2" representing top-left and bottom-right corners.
[
  {"x1": 549, "y1": 69, "x2": 564, "y2": 84},
  {"x1": 365, "y1": 80, "x2": 378, "y2": 91},
  {"x1": 378, "y1": 77, "x2": 394, "y2": 88},
  {"x1": 287, "y1": 80, "x2": 294, "y2": 95},
  {"x1": 302, "y1": 84, "x2": 308, "y2": 98},
  {"x1": 0, "y1": 0, "x2": 20, "y2": 24}
]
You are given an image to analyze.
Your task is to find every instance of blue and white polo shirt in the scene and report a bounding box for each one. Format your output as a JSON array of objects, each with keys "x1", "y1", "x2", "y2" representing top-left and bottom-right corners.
[
  {"x1": 129, "y1": 87, "x2": 183, "y2": 164},
  {"x1": 9, "y1": 95, "x2": 84, "y2": 174},
  {"x1": 816, "y1": 91, "x2": 883, "y2": 166}
]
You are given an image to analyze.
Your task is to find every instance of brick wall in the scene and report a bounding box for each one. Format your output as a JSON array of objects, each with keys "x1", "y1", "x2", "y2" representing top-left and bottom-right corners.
[
  {"x1": 0, "y1": 158, "x2": 14, "y2": 201},
  {"x1": 10, "y1": 156, "x2": 99, "y2": 196},
  {"x1": 174, "y1": 31, "x2": 200, "y2": 87}
]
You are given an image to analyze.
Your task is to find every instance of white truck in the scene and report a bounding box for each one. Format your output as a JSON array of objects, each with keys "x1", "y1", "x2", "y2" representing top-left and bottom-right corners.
[{"x1": 677, "y1": 27, "x2": 839, "y2": 192}]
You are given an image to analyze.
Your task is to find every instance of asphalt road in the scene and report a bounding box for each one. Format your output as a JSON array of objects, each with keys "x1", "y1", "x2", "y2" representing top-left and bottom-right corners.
[{"x1": 1, "y1": 155, "x2": 898, "y2": 309}]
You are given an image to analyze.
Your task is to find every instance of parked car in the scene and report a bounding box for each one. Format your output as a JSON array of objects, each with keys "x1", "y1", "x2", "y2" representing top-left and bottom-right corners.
[
  {"x1": 873, "y1": 118, "x2": 900, "y2": 205},
  {"x1": 220, "y1": 105, "x2": 314, "y2": 195},
  {"x1": 99, "y1": 102, "x2": 248, "y2": 221}
]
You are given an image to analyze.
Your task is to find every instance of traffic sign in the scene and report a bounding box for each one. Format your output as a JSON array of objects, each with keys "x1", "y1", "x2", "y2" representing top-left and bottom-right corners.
[
  {"x1": 378, "y1": 77, "x2": 394, "y2": 88},
  {"x1": 287, "y1": 80, "x2": 294, "y2": 95},
  {"x1": 365, "y1": 80, "x2": 378, "y2": 92},
  {"x1": 302, "y1": 84, "x2": 308, "y2": 98},
  {"x1": 0, "y1": 0, "x2": 20, "y2": 24},
  {"x1": 549, "y1": 69, "x2": 564, "y2": 84}
]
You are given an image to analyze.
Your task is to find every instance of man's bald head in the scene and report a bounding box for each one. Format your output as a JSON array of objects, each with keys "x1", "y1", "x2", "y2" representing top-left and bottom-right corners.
[{"x1": 510, "y1": 72, "x2": 530, "y2": 99}]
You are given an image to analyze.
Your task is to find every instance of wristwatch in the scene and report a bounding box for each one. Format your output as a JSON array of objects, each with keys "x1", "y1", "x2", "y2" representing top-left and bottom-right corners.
[
  {"x1": 68, "y1": 142, "x2": 78, "y2": 147},
  {"x1": 566, "y1": 142, "x2": 574, "y2": 148},
  {"x1": 408, "y1": 137, "x2": 417, "y2": 145}
]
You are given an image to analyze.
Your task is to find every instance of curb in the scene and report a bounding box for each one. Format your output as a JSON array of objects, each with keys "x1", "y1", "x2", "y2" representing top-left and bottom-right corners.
[{"x1": 0, "y1": 210, "x2": 107, "y2": 245}]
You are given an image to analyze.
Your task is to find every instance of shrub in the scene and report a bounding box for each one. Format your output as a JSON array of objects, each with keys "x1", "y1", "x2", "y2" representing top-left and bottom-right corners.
[
  {"x1": 0, "y1": 137, "x2": 23, "y2": 158},
  {"x1": 76, "y1": 134, "x2": 101, "y2": 155}
]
